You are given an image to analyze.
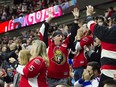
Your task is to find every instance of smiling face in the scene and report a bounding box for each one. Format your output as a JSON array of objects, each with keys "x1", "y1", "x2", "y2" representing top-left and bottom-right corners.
[{"x1": 53, "y1": 34, "x2": 63, "y2": 46}]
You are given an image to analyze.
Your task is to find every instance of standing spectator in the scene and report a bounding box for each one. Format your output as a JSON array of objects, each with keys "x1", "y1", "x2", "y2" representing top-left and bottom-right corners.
[
  {"x1": 86, "y1": 5, "x2": 116, "y2": 87},
  {"x1": 3, "y1": 43, "x2": 18, "y2": 87},
  {"x1": 9, "y1": 40, "x2": 49, "y2": 87},
  {"x1": 10, "y1": 49, "x2": 31, "y2": 87},
  {"x1": 71, "y1": 25, "x2": 93, "y2": 81},
  {"x1": 95, "y1": 15, "x2": 107, "y2": 26},
  {"x1": 39, "y1": 8, "x2": 79, "y2": 87}
]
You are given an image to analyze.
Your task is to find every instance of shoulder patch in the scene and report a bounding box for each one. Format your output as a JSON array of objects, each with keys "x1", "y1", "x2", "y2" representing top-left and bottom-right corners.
[
  {"x1": 82, "y1": 37, "x2": 89, "y2": 42},
  {"x1": 34, "y1": 59, "x2": 41, "y2": 65}
]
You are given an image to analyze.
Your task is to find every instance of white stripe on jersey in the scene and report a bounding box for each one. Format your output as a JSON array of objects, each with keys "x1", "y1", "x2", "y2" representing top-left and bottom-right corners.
[
  {"x1": 28, "y1": 73, "x2": 40, "y2": 87},
  {"x1": 101, "y1": 69, "x2": 116, "y2": 78},
  {"x1": 87, "y1": 20, "x2": 96, "y2": 30},
  {"x1": 16, "y1": 65, "x2": 25, "y2": 75},
  {"x1": 101, "y1": 49, "x2": 116, "y2": 59},
  {"x1": 39, "y1": 23, "x2": 45, "y2": 36}
]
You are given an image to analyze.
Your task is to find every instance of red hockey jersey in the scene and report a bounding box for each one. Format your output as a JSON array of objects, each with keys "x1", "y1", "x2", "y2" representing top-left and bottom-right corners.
[
  {"x1": 47, "y1": 37, "x2": 70, "y2": 79},
  {"x1": 16, "y1": 57, "x2": 48, "y2": 87},
  {"x1": 73, "y1": 36, "x2": 93, "y2": 68}
]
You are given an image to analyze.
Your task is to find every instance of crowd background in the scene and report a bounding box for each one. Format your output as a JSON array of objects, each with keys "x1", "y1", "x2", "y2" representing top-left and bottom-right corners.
[
  {"x1": 0, "y1": 0, "x2": 116, "y2": 87},
  {"x1": 0, "y1": 0, "x2": 75, "y2": 22}
]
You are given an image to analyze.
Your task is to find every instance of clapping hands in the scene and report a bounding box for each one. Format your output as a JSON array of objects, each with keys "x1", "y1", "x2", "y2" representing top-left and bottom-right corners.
[{"x1": 82, "y1": 69, "x2": 94, "y2": 81}]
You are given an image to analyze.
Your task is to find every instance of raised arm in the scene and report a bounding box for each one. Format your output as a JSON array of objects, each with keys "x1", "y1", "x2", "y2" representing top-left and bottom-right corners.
[
  {"x1": 39, "y1": 11, "x2": 54, "y2": 47},
  {"x1": 68, "y1": 8, "x2": 80, "y2": 48},
  {"x1": 86, "y1": 5, "x2": 116, "y2": 42}
]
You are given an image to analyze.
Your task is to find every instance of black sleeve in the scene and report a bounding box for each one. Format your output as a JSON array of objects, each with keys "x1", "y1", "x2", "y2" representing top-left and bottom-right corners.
[
  {"x1": 87, "y1": 46, "x2": 101, "y2": 64},
  {"x1": 42, "y1": 22, "x2": 50, "y2": 47},
  {"x1": 10, "y1": 61, "x2": 19, "y2": 69},
  {"x1": 68, "y1": 23, "x2": 79, "y2": 49},
  {"x1": 8, "y1": 51, "x2": 18, "y2": 60},
  {"x1": 68, "y1": 41, "x2": 78, "y2": 59},
  {"x1": 94, "y1": 25, "x2": 116, "y2": 43}
]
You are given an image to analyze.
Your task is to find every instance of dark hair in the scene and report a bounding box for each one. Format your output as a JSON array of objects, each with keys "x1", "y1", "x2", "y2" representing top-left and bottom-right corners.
[
  {"x1": 87, "y1": 61, "x2": 100, "y2": 73},
  {"x1": 96, "y1": 15, "x2": 104, "y2": 21},
  {"x1": 104, "y1": 79, "x2": 116, "y2": 87}
]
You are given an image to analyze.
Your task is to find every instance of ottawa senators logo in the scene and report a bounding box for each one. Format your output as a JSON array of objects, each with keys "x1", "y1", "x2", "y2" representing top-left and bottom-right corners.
[{"x1": 52, "y1": 49, "x2": 66, "y2": 65}]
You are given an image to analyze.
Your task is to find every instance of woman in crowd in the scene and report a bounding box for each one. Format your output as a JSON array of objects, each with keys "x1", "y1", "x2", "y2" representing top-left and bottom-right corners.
[
  {"x1": 9, "y1": 40, "x2": 49, "y2": 87},
  {"x1": 16, "y1": 49, "x2": 31, "y2": 87},
  {"x1": 72, "y1": 24, "x2": 93, "y2": 82}
]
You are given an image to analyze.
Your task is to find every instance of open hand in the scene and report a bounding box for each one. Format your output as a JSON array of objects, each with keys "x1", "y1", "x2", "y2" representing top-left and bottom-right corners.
[
  {"x1": 72, "y1": 8, "x2": 79, "y2": 19},
  {"x1": 48, "y1": 10, "x2": 54, "y2": 19},
  {"x1": 86, "y1": 5, "x2": 95, "y2": 16}
]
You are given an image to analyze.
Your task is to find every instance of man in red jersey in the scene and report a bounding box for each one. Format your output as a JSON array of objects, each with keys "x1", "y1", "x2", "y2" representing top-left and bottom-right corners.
[{"x1": 39, "y1": 9, "x2": 80, "y2": 87}]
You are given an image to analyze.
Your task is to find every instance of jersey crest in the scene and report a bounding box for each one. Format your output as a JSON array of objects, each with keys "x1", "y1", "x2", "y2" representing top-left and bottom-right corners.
[{"x1": 52, "y1": 49, "x2": 66, "y2": 65}]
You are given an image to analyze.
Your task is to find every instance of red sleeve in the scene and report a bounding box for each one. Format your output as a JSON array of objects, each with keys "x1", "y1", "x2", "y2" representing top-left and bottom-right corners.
[
  {"x1": 23, "y1": 58, "x2": 43, "y2": 78},
  {"x1": 87, "y1": 20, "x2": 96, "y2": 33},
  {"x1": 80, "y1": 36, "x2": 93, "y2": 48},
  {"x1": 63, "y1": 35, "x2": 70, "y2": 45}
]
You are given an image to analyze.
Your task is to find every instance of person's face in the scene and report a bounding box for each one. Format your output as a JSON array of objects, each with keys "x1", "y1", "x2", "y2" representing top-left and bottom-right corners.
[
  {"x1": 26, "y1": 39, "x2": 31, "y2": 44},
  {"x1": 97, "y1": 19, "x2": 104, "y2": 26},
  {"x1": 2, "y1": 46, "x2": 7, "y2": 52},
  {"x1": 86, "y1": 66, "x2": 94, "y2": 76},
  {"x1": 53, "y1": 34, "x2": 63, "y2": 46}
]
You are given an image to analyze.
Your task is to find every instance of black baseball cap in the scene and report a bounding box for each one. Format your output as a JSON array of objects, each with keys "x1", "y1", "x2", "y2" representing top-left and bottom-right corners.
[{"x1": 52, "y1": 30, "x2": 63, "y2": 37}]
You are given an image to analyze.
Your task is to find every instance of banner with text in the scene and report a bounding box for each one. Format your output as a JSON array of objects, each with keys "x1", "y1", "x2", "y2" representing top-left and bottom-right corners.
[{"x1": 0, "y1": 5, "x2": 62, "y2": 34}]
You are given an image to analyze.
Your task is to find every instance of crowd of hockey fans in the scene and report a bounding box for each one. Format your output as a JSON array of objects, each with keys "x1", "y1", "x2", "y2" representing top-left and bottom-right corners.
[{"x1": 0, "y1": 0, "x2": 72, "y2": 22}]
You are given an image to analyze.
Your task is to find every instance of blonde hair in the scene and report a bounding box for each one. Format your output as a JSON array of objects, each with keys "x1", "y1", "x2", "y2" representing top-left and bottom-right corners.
[
  {"x1": 31, "y1": 40, "x2": 49, "y2": 67},
  {"x1": 19, "y1": 50, "x2": 31, "y2": 65}
]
